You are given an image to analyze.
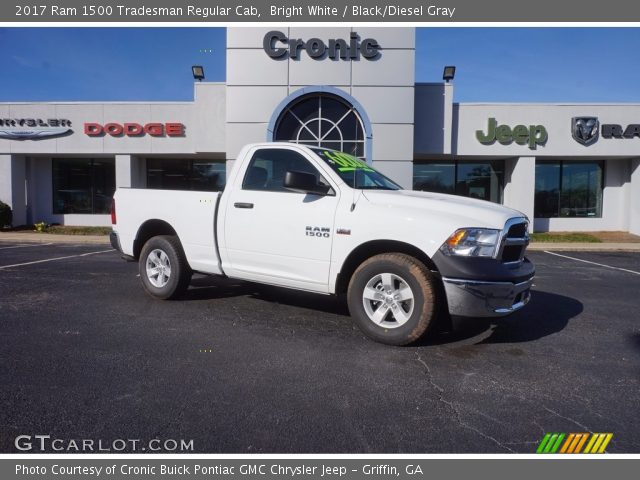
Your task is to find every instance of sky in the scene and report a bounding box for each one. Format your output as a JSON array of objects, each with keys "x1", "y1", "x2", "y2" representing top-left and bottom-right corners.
[
  {"x1": 1, "y1": 27, "x2": 640, "y2": 103},
  {"x1": 0, "y1": 28, "x2": 226, "y2": 102},
  {"x1": 415, "y1": 28, "x2": 640, "y2": 103}
]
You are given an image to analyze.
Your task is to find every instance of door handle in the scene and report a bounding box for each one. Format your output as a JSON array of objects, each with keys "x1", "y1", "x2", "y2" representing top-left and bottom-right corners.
[{"x1": 234, "y1": 202, "x2": 254, "y2": 209}]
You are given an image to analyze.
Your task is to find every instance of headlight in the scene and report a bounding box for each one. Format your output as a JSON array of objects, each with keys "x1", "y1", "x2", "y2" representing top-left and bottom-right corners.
[{"x1": 439, "y1": 228, "x2": 500, "y2": 257}]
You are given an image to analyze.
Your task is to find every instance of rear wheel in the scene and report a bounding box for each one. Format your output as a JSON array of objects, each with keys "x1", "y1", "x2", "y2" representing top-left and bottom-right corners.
[
  {"x1": 347, "y1": 253, "x2": 437, "y2": 345},
  {"x1": 139, "y1": 235, "x2": 191, "y2": 300}
]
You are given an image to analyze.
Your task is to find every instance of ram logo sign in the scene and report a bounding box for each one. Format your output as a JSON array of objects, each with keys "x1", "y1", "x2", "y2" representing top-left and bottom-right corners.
[{"x1": 572, "y1": 117, "x2": 600, "y2": 146}]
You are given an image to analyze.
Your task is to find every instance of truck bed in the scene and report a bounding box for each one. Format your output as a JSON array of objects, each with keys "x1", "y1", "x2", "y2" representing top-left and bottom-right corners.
[{"x1": 113, "y1": 188, "x2": 223, "y2": 275}]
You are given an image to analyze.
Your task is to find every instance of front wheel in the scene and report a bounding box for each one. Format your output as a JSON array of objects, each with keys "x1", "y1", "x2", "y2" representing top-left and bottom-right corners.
[
  {"x1": 347, "y1": 253, "x2": 437, "y2": 346},
  {"x1": 139, "y1": 235, "x2": 191, "y2": 300}
]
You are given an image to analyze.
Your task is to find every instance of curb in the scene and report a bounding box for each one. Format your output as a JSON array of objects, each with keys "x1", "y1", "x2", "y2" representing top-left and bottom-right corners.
[
  {"x1": 0, "y1": 232, "x2": 110, "y2": 245},
  {"x1": 528, "y1": 242, "x2": 640, "y2": 252}
]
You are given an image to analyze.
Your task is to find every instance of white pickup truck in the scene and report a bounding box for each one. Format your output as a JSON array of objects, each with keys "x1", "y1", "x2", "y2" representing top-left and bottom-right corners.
[{"x1": 111, "y1": 142, "x2": 534, "y2": 345}]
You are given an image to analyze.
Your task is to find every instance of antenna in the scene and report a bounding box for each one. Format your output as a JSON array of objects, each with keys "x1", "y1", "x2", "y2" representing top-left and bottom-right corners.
[{"x1": 350, "y1": 148, "x2": 358, "y2": 212}]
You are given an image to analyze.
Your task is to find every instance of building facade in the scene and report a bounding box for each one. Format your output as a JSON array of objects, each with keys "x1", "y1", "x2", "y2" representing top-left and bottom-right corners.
[{"x1": 1, "y1": 27, "x2": 639, "y2": 234}]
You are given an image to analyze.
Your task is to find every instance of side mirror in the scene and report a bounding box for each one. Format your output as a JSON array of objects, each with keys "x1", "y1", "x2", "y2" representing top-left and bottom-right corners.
[{"x1": 283, "y1": 170, "x2": 332, "y2": 196}]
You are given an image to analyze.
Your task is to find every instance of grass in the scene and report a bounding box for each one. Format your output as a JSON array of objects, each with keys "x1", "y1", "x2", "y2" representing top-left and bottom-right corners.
[
  {"x1": 40, "y1": 225, "x2": 112, "y2": 236},
  {"x1": 0, "y1": 225, "x2": 111, "y2": 235},
  {"x1": 1, "y1": 225, "x2": 110, "y2": 235},
  {"x1": 530, "y1": 232, "x2": 602, "y2": 243},
  {"x1": 1, "y1": 225, "x2": 111, "y2": 235}
]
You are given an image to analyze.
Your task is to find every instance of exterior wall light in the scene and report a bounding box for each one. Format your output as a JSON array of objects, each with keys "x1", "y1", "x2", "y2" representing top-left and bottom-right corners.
[
  {"x1": 192, "y1": 66, "x2": 205, "y2": 81},
  {"x1": 443, "y1": 66, "x2": 456, "y2": 83}
]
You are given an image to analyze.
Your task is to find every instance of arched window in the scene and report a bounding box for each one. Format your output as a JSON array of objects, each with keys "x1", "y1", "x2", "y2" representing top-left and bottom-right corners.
[{"x1": 273, "y1": 93, "x2": 366, "y2": 159}]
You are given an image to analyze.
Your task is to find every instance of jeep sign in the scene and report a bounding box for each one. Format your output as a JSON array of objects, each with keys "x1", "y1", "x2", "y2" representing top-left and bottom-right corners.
[{"x1": 476, "y1": 118, "x2": 548, "y2": 150}]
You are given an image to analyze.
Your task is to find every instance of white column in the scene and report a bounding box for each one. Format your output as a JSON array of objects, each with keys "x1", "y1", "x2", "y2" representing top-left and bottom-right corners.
[
  {"x1": 503, "y1": 156, "x2": 535, "y2": 230},
  {"x1": 630, "y1": 158, "x2": 640, "y2": 236},
  {"x1": 0, "y1": 155, "x2": 13, "y2": 224},
  {"x1": 117, "y1": 155, "x2": 146, "y2": 188},
  {"x1": 373, "y1": 161, "x2": 414, "y2": 189},
  {"x1": 115, "y1": 155, "x2": 133, "y2": 188},
  {"x1": 0, "y1": 154, "x2": 27, "y2": 226},
  {"x1": 442, "y1": 82, "x2": 454, "y2": 155},
  {"x1": 11, "y1": 156, "x2": 26, "y2": 226}
]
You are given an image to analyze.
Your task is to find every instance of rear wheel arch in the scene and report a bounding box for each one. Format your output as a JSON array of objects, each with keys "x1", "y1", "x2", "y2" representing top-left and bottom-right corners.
[{"x1": 134, "y1": 219, "x2": 178, "y2": 260}]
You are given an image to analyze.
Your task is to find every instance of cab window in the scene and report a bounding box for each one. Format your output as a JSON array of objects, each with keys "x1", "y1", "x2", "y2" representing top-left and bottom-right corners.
[{"x1": 242, "y1": 148, "x2": 329, "y2": 192}]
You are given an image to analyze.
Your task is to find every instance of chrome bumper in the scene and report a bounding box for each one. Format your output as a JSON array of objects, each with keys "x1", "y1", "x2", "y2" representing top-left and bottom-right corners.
[{"x1": 442, "y1": 276, "x2": 534, "y2": 318}]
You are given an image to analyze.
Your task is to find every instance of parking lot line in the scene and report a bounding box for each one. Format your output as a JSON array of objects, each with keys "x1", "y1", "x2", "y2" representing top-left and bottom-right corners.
[
  {"x1": 0, "y1": 243, "x2": 53, "y2": 250},
  {"x1": 0, "y1": 249, "x2": 113, "y2": 270},
  {"x1": 544, "y1": 250, "x2": 640, "y2": 275}
]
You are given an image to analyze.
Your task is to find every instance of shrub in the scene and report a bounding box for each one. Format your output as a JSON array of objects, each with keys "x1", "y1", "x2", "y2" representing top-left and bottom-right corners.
[
  {"x1": 0, "y1": 201, "x2": 12, "y2": 228},
  {"x1": 34, "y1": 221, "x2": 49, "y2": 233}
]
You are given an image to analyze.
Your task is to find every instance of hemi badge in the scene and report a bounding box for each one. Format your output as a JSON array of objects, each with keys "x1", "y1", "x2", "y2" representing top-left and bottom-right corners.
[{"x1": 337, "y1": 228, "x2": 351, "y2": 235}]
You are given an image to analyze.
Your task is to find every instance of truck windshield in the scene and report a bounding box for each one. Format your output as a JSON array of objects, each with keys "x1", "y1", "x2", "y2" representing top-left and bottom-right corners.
[{"x1": 310, "y1": 148, "x2": 402, "y2": 190}]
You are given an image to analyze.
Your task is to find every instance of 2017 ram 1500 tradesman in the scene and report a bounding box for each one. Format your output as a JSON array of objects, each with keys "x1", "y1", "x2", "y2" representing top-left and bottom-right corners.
[{"x1": 110, "y1": 143, "x2": 534, "y2": 345}]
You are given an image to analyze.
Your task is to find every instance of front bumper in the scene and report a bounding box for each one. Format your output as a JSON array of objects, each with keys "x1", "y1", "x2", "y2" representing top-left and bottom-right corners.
[{"x1": 442, "y1": 275, "x2": 534, "y2": 318}]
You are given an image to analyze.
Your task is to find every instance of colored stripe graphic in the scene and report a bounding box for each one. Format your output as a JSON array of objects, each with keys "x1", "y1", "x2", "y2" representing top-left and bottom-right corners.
[
  {"x1": 560, "y1": 433, "x2": 588, "y2": 453},
  {"x1": 537, "y1": 433, "x2": 612, "y2": 454},
  {"x1": 536, "y1": 433, "x2": 552, "y2": 453},
  {"x1": 590, "y1": 433, "x2": 606, "y2": 453},
  {"x1": 549, "y1": 433, "x2": 565, "y2": 453},
  {"x1": 569, "y1": 433, "x2": 581, "y2": 453},
  {"x1": 560, "y1": 433, "x2": 576, "y2": 453},
  {"x1": 584, "y1": 433, "x2": 614, "y2": 453},
  {"x1": 584, "y1": 434, "x2": 598, "y2": 453},
  {"x1": 537, "y1": 433, "x2": 566, "y2": 453},
  {"x1": 573, "y1": 433, "x2": 590, "y2": 453},
  {"x1": 597, "y1": 434, "x2": 613, "y2": 453}
]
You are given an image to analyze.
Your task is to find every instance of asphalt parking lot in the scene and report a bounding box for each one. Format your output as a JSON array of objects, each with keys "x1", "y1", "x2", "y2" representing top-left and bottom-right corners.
[{"x1": 0, "y1": 242, "x2": 639, "y2": 453}]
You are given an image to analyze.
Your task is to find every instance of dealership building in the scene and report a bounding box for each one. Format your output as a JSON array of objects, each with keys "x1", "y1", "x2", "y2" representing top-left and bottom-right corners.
[{"x1": 1, "y1": 27, "x2": 639, "y2": 234}]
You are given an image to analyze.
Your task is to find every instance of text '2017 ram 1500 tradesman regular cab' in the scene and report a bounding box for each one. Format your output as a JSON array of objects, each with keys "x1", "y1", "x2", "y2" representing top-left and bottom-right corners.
[{"x1": 110, "y1": 143, "x2": 534, "y2": 345}]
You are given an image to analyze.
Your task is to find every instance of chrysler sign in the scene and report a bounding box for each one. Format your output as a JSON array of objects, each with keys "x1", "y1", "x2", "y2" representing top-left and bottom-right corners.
[{"x1": 0, "y1": 118, "x2": 72, "y2": 140}]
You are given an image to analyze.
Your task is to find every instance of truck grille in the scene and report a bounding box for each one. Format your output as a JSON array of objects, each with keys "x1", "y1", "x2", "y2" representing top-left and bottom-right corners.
[
  {"x1": 506, "y1": 222, "x2": 527, "y2": 238},
  {"x1": 502, "y1": 244, "x2": 525, "y2": 262},
  {"x1": 499, "y1": 219, "x2": 529, "y2": 263}
]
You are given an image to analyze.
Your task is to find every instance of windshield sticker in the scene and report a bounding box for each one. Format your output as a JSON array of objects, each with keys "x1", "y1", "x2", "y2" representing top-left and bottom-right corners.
[{"x1": 322, "y1": 150, "x2": 374, "y2": 172}]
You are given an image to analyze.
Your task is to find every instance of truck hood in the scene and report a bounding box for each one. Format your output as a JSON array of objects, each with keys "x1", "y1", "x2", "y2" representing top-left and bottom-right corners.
[{"x1": 361, "y1": 189, "x2": 527, "y2": 229}]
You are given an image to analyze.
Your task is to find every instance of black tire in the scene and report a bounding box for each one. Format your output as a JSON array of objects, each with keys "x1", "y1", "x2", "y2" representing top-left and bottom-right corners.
[
  {"x1": 347, "y1": 253, "x2": 437, "y2": 346},
  {"x1": 138, "y1": 235, "x2": 192, "y2": 300}
]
